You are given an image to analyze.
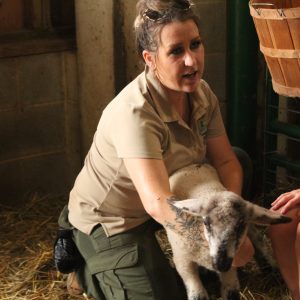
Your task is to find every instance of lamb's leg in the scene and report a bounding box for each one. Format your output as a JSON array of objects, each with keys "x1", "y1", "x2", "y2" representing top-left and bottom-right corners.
[
  {"x1": 218, "y1": 268, "x2": 240, "y2": 300},
  {"x1": 173, "y1": 257, "x2": 209, "y2": 300}
]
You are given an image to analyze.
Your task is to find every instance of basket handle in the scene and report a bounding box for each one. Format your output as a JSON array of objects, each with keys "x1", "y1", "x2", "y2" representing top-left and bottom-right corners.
[{"x1": 250, "y1": 2, "x2": 285, "y2": 17}]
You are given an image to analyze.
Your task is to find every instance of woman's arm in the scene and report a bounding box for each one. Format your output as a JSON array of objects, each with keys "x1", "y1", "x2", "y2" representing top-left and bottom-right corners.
[
  {"x1": 206, "y1": 134, "x2": 243, "y2": 196},
  {"x1": 123, "y1": 158, "x2": 177, "y2": 226}
]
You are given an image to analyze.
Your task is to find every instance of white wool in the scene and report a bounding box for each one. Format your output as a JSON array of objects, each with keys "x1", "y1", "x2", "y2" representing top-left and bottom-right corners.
[{"x1": 165, "y1": 163, "x2": 286, "y2": 300}]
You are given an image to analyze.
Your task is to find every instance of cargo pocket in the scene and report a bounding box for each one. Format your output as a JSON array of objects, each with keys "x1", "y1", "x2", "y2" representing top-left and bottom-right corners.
[{"x1": 87, "y1": 244, "x2": 139, "y2": 300}]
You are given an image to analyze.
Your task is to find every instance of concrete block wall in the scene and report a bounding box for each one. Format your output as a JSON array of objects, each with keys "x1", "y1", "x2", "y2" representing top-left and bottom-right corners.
[
  {"x1": 0, "y1": 51, "x2": 81, "y2": 204},
  {"x1": 75, "y1": 0, "x2": 115, "y2": 154}
]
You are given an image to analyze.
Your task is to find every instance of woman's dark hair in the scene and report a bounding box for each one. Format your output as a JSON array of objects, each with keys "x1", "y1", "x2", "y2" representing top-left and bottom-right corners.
[{"x1": 134, "y1": 0, "x2": 201, "y2": 59}]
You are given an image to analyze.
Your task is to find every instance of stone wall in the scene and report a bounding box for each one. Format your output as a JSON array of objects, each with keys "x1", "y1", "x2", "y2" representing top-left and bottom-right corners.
[{"x1": 0, "y1": 50, "x2": 81, "y2": 203}]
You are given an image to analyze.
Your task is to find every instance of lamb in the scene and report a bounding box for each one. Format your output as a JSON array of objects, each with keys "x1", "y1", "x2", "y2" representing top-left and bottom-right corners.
[{"x1": 165, "y1": 163, "x2": 291, "y2": 300}]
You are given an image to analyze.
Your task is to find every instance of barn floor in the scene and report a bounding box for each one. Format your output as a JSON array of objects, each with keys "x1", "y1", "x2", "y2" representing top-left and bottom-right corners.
[
  {"x1": 0, "y1": 194, "x2": 292, "y2": 300},
  {"x1": 0, "y1": 194, "x2": 80, "y2": 300}
]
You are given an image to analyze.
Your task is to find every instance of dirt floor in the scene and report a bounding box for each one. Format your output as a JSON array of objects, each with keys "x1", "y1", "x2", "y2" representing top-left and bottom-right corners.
[{"x1": 0, "y1": 193, "x2": 292, "y2": 300}]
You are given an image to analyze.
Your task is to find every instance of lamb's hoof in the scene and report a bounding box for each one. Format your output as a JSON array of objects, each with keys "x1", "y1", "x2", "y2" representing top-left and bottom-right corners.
[{"x1": 227, "y1": 290, "x2": 240, "y2": 300}]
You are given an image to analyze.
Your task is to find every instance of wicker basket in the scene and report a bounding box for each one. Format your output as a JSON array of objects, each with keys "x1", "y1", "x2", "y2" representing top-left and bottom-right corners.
[{"x1": 249, "y1": 0, "x2": 300, "y2": 98}]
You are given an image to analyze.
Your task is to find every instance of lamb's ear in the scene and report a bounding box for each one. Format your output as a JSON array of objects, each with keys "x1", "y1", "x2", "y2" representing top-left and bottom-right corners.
[
  {"x1": 246, "y1": 202, "x2": 292, "y2": 225},
  {"x1": 167, "y1": 198, "x2": 206, "y2": 216}
]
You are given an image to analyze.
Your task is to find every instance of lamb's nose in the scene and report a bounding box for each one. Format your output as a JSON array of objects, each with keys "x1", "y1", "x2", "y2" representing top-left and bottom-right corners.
[{"x1": 213, "y1": 250, "x2": 233, "y2": 272}]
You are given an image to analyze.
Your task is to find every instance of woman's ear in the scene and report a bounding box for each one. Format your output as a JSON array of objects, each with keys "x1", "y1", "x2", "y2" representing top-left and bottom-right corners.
[{"x1": 142, "y1": 50, "x2": 156, "y2": 70}]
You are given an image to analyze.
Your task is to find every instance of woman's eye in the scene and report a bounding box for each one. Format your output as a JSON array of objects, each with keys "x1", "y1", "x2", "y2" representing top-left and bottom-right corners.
[
  {"x1": 191, "y1": 40, "x2": 202, "y2": 50},
  {"x1": 170, "y1": 47, "x2": 183, "y2": 56}
]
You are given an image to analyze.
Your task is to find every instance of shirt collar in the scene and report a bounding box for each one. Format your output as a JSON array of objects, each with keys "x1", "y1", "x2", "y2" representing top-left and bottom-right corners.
[{"x1": 144, "y1": 66, "x2": 209, "y2": 123}]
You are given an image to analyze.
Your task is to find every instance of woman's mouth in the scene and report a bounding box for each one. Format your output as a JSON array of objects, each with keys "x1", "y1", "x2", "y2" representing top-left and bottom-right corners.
[{"x1": 182, "y1": 71, "x2": 198, "y2": 79}]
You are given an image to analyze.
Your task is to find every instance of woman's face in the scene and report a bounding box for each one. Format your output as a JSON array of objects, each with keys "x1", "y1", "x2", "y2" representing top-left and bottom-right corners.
[{"x1": 144, "y1": 19, "x2": 204, "y2": 94}]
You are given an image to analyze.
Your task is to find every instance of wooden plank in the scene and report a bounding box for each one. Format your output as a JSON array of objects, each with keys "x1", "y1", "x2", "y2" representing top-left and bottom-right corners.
[{"x1": 0, "y1": 36, "x2": 76, "y2": 58}]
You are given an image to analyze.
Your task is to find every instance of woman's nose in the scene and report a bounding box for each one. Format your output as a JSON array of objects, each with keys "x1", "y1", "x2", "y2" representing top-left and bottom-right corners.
[{"x1": 184, "y1": 51, "x2": 195, "y2": 66}]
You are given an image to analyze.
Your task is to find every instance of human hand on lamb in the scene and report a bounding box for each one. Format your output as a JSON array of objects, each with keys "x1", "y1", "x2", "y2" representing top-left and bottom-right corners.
[{"x1": 271, "y1": 188, "x2": 300, "y2": 214}]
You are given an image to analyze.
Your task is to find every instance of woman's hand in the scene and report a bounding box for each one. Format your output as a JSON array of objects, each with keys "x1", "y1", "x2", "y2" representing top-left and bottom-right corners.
[{"x1": 271, "y1": 189, "x2": 300, "y2": 214}]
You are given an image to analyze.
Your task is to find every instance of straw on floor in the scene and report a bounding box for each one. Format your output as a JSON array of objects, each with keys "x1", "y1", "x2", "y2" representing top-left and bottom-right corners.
[
  {"x1": 0, "y1": 193, "x2": 82, "y2": 300},
  {"x1": 0, "y1": 193, "x2": 292, "y2": 299}
]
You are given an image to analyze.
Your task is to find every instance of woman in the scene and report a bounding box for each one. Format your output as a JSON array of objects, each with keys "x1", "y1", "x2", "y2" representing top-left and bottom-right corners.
[
  {"x1": 60, "y1": 0, "x2": 254, "y2": 299},
  {"x1": 269, "y1": 188, "x2": 300, "y2": 300}
]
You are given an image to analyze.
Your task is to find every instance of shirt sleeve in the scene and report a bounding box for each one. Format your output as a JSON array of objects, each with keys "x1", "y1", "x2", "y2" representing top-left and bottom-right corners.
[{"x1": 102, "y1": 100, "x2": 167, "y2": 159}]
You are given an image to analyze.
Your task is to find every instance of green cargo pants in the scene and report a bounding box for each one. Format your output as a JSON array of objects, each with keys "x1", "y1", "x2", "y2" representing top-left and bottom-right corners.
[{"x1": 58, "y1": 206, "x2": 186, "y2": 300}]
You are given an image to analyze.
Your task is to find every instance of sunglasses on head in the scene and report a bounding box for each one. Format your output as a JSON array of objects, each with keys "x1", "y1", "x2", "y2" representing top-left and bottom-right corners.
[{"x1": 143, "y1": 1, "x2": 193, "y2": 22}]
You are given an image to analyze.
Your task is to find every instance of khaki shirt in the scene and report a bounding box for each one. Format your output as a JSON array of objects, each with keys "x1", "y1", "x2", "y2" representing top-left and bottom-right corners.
[{"x1": 68, "y1": 67, "x2": 226, "y2": 236}]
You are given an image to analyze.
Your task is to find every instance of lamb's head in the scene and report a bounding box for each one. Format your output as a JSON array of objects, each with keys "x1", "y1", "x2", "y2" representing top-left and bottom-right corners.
[{"x1": 169, "y1": 191, "x2": 291, "y2": 273}]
